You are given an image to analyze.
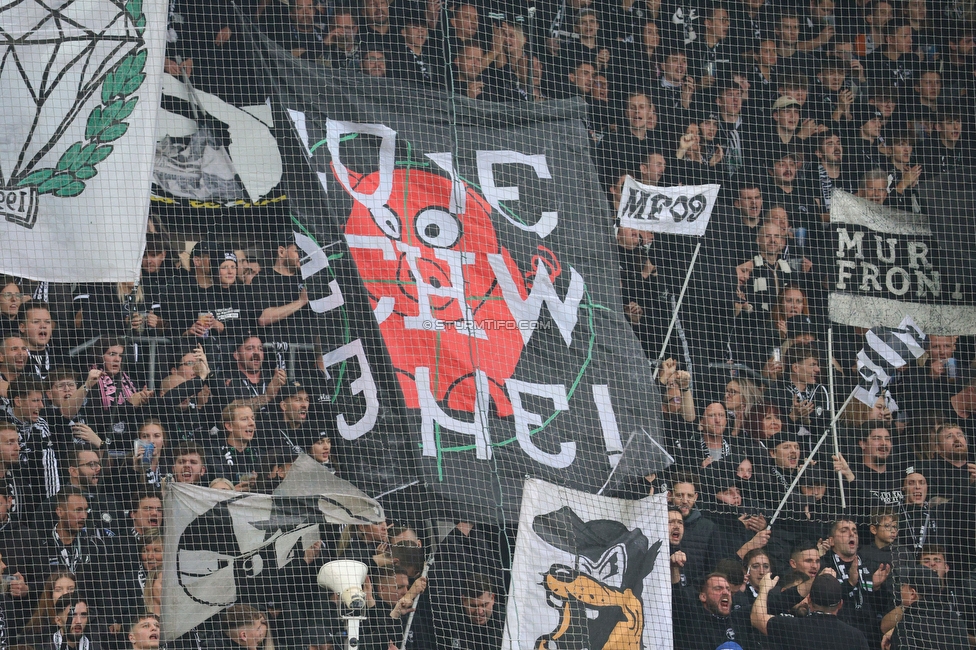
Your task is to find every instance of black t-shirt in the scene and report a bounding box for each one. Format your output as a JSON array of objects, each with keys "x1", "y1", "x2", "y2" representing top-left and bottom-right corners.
[
  {"x1": 673, "y1": 584, "x2": 749, "y2": 650},
  {"x1": 766, "y1": 612, "x2": 870, "y2": 650},
  {"x1": 250, "y1": 270, "x2": 313, "y2": 346}
]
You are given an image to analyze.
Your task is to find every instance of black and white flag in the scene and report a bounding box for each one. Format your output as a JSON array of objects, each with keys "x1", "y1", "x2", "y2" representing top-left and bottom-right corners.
[
  {"x1": 615, "y1": 176, "x2": 719, "y2": 237},
  {"x1": 503, "y1": 479, "x2": 671, "y2": 650},
  {"x1": 830, "y1": 190, "x2": 976, "y2": 334},
  {"x1": 161, "y1": 455, "x2": 384, "y2": 641},
  {"x1": 854, "y1": 316, "x2": 926, "y2": 407}
]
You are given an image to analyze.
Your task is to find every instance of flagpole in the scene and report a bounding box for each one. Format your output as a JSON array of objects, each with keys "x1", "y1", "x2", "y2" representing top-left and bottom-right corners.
[
  {"x1": 768, "y1": 388, "x2": 858, "y2": 527},
  {"x1": 397, "y1": 559, "x2": 431, "y2": 650},
  {"x1": 652, "y1": 241, "x2": 701, "y2": 381},
  {"x1": 828, "y1": 327, "x2": 846, "y2": 509}
]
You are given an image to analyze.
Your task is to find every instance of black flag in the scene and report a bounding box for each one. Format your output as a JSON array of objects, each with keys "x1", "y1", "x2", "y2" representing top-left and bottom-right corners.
[{"x1": 249, "y1": 30, "x2": 670, "y2": 523}]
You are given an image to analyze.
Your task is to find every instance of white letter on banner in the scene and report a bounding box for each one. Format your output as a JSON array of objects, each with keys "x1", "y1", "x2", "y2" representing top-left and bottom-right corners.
[
  {"x1": 506, "y1": 380, "x2": 575, "y2": 468},
  {"x1": 320, "y1": 340, "x2": 378, "y2": 440},
  {"x1": 286, "y1": 109, "x2": 330, "y2": 195},
  {"x1": 327, "y1": 120, "x2": 400, "y2": 238},
  {"x1": 345, "y1": 235, "x2": 397, "y2": 323},
  {"x1": 592, "y1": 384, "x2": 624, "y2": 468},
  {"x1": 487, "y1": 254, "x2": 584, "y2": 346},
  {"x1": 425, "y1": 153, "x2": 467, "y2": 215},
  {"x1": 295, "y1": 232, "x2": 344, "y2": 313},
  {"x1": 399, "y1": 242, "x2": 486, "y2": 338},
  {"x1": 417, "y1": 367, "x2": 492, "y2": 459},
  {"x1": 476, "y1": 151, "x2": 558, "y2": 238},
  {"x1": 835, "y1": 228, "x2": 864, "y2": 259}
]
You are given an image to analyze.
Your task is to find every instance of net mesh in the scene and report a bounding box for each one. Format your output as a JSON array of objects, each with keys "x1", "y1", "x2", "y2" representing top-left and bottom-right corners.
[{"x1": 2, "y1": 0, "x2": 976, "y2": 648}]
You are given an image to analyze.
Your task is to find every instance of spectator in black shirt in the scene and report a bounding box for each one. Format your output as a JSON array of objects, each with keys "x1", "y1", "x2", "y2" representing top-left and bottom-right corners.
[
  {"x1": 713, "y1": 79, "x2": 747, "y2": 177},
  {"x1": 84, "y1": 338, "x2": 153, "y2": 446},
  {"x1": 253, "y1": 235, "x2": 313, "y2": 350},
  {"x1": 812, "y1": 59, "x2": 856, "y2": 128},
  {"x1": 651, "y1": 46, "x2": 696, "y2": 134},
  {"x1": 798, "y1": 0, "x2": 838, "y2": 54},
  {"x1": 323, "y1": 10, "x2": 361, "y2": 69},
  {"x1": 215, "y1": 335, "x2": 287, "y2": 413},
  {"x1": 436, "y1": 573, "x2": 503, "y2": 650},
  {"x1": 19, "y1": 304, "x2": 60, "y2": 381},
  {"x1": 0, "y1": 336, "x2": 29, "y2": 409},
  {"x1": 885, "y1": 564, "x2": 970, "y2": 650},
  {"x1": 360, "y1": 47, "x2": 387, "y2": 77},
  {"x1": 0, "y1": 422, "x2": 30, "y2": 528},
  {"x1": 389, "y1": 9, "x2": 442, "y2": 88},
  {"x1": 158, "y1": 345, "x2": 215, "y2": 436},
  {"x1": 21, "y1": 487, "x2": 107, "y2": 580},
  {"x1": 909, "y1": 68, "x2": 943, "y2": 138},
  {"x1": 8, "y1": 379, "x2": 58, "y2": 505},
  {"x1": 880, "y1": 129, "x2": 923, "y2": 213},
  {"x1": 0, "y1": 280, "x2": 24, "y2": 339},
  {"x1": 673, "y1": 572, "x2": 748, "y2": 650},
  {"x1": 808, "y1": 130, "x2": 851, "y2": 222},
  {"x1": 596, "y1": 92, "x2": 660, "y2": 190},
  {"x1": 762, "y1": 151, "x2": 821, "y2": 231},
  {"x1": 896, "y1": 470, "x2": 943, "y2": 556},
  {"x1": 921, "y1": 109, "x2": 972, "y2": 174},
  {"x1": 668, "y1": 475, "x2": 719, "y2": 587},
  {"x1": 211, "y1": 403, "x2": 261, "y2": 491},
  {"x1": 822, "y1": 517, "x2": 891, "y2": 646},
  {"x1": 916, "y1": 421, "x2": 975, "y2": 503},
  {"x1": 865, "y1": 19, "x2": 917, "y2": 97},
  {"x1": 843, "y1": 107, "x2": 887, "y2": 176},
  {"x1": 855, "y1": 167, "x2": 890, "y2": 205},
  {"x1": 833, "y1": 422, "x2": 904, "y2": 525},
  {"x1": 774, "y1": 13, "x2": 815, "y2": 77},
  {"x1": 751, "y1": 572, "x2": 871, "y2": 650},
  {"x1": 360, "y1": 0, "x2": 393, "y2": 51},
  {"x1": 942, "y1": 23, "x2": 976, "y2": 100},
  {"x1": 770, "y1": 343, "x2": 829, "y2": 452},
  {"x1": 261, "y1": 382, "x2": 317, "y2": 456},
  {"x1": 687, "y1": 5, "x2": 737, "y2": 91},
  {"x1": 63, "y1": 449, "x2": 117, "y2": 534}
]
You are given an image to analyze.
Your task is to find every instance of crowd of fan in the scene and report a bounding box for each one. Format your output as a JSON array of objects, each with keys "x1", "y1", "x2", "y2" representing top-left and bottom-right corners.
[{"x1": 2, "y1": 0, "x2": 976, "y2": 648}]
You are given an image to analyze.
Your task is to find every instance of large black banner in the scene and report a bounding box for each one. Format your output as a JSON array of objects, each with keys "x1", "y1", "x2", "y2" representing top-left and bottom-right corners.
[
  {"x1": 829, "y1": 189, "x2": 976, "y2": 335},
  {"x1": 250, "y1": 33, "x2": 670, "y2": 523}
]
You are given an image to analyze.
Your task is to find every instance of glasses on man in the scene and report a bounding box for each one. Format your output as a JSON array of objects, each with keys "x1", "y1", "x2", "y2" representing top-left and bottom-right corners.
[{"x1": 79, "y1": 461, "x2": 102, "y2": 470}]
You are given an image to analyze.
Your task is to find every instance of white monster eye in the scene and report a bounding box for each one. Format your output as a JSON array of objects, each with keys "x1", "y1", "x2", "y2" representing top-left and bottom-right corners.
[
  {"x1": 370, "y1": 206, "x2": 402, "y2": 239},
  {"x1": 414, "y1": 208, "x2": 461, "y2": 248}
]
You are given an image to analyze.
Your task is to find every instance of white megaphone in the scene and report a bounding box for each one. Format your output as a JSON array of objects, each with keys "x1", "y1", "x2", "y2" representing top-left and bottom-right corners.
[{"x1": 318, "y1": 560, "x2": 369, "y2": 610}]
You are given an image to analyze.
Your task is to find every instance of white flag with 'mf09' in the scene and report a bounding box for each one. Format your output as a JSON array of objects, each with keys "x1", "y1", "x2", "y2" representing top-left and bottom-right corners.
[
  {"x1": 615, "y1": 176, "x2": 719, "y2": 237},
  {"x1": 503, "y1": 479, "x2": 672, "y2": 650},
  {"x1": 0, "y1": 0, "x2": 167, "y2": 282}
]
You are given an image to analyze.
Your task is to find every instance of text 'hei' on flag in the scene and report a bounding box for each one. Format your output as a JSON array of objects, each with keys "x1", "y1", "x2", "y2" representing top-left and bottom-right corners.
[
  {"x1": 248, "y1": 26, "x2": 672, "y2": 524},
  {"x1": 502, "y1": 478, "x2": 672, "y2": 650},
  {"x1": 615, "y1": 176, "x2": 719, "y2": 237},
  {"x1": 829, "y1": 190, "x2": 976, "y2": 335}
]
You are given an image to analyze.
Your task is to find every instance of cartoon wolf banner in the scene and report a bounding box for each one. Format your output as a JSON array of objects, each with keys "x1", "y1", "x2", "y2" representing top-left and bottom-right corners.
[{"x1": 503, "y1": 479, "x2": 672, "y2": 650}]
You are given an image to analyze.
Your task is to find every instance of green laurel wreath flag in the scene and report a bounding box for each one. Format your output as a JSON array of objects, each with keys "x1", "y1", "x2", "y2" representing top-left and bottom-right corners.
[{"x1": 17, "y1": 0, "x2": 147, "y2": 198}]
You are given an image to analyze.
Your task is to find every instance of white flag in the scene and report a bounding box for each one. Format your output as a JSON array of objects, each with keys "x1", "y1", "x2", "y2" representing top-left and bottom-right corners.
[
  {"x1": 616, "y1": 176, "x2": 719, "y2": 237},
  {"x1": 503, "y1": 478, "x2": 672, "y2": 650},
  {"x1": 161, "y1": 455, "x2": 385, "y2": 641},
  {"x1": 0, "y1": 0, "x2": 168, "y2": 281}
]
